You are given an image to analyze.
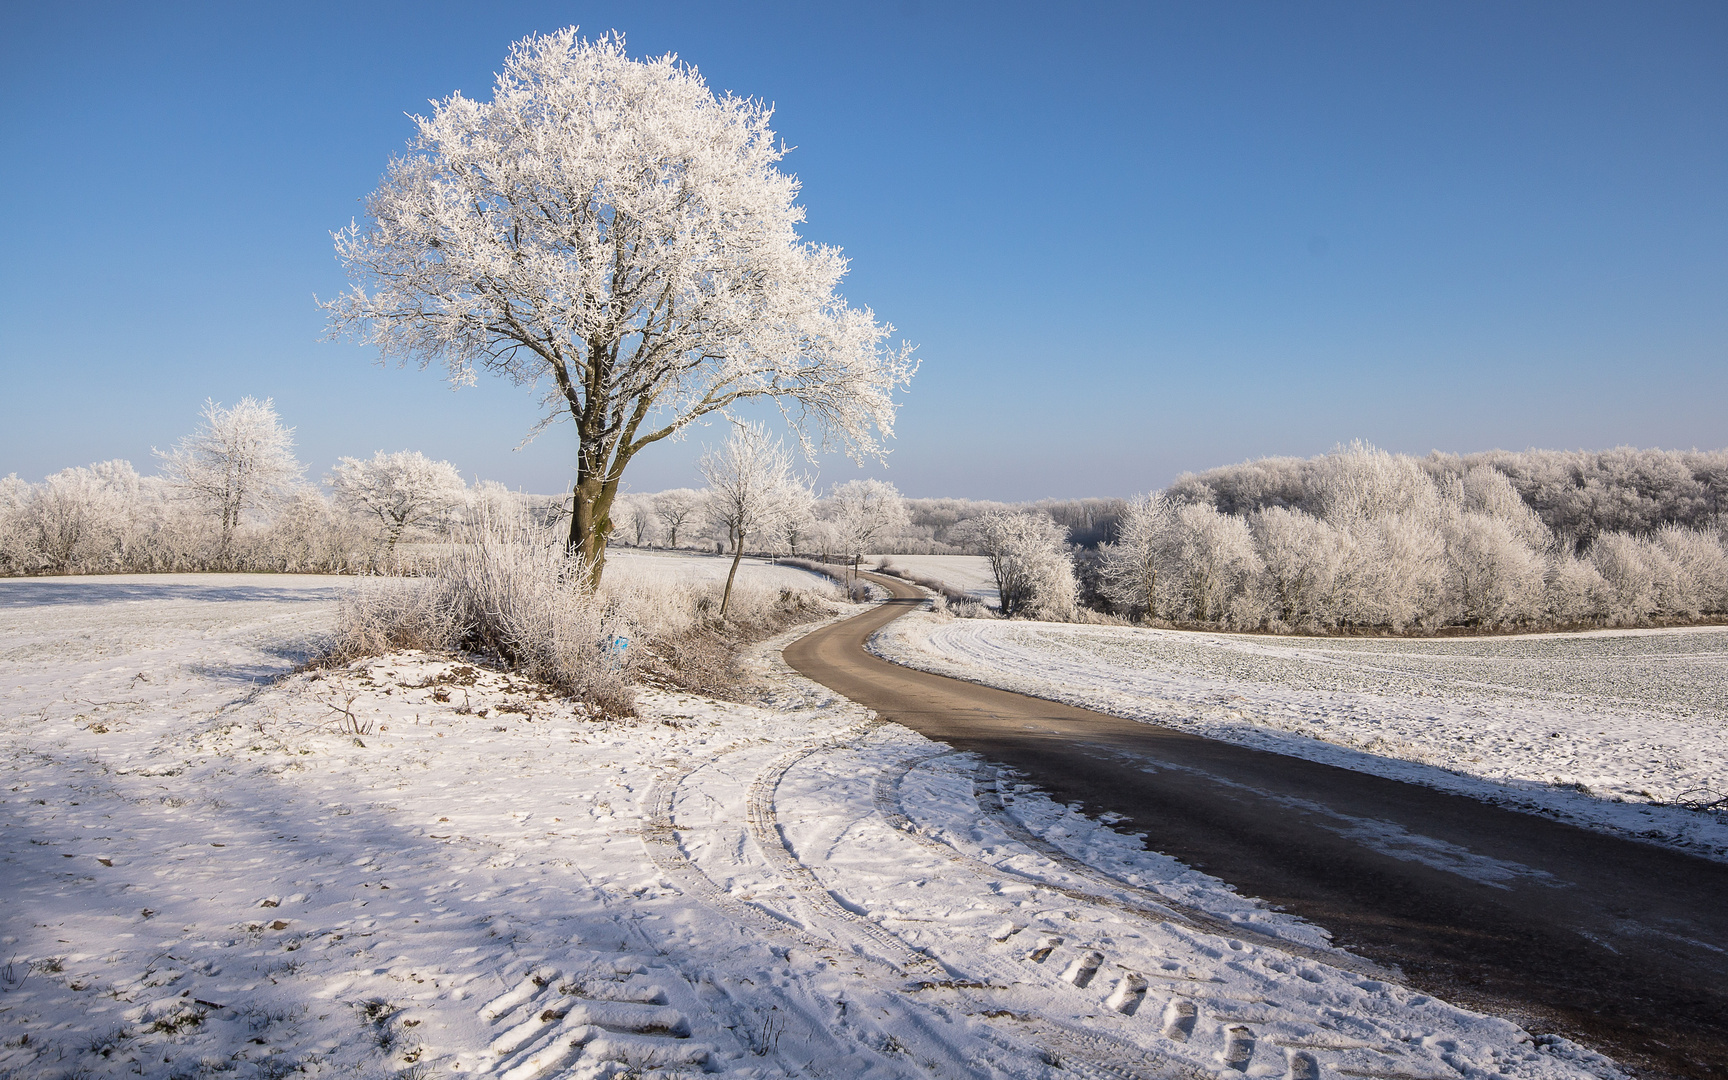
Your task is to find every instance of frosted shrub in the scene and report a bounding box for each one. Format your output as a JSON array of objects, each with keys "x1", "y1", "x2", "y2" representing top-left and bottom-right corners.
[
  {"x1": 439, "y1": 513, "x2": 633, "y2": 711},
  {"x1": 1097, "y1": 494, "x2": 1174, "y2": 620},
  {"x1": 1545, "y1": 554, "x2": 1610, "y2": 623},
  {"x1": 256, "y1": 492, "x2": 368, "y2": 574},
  {"x1": 1587, "y1": 532, "x2": 1659, "y2": 624},
  {"x1": 326, "y1": 576, "x2": 461, "y2": 662},
  {"x1": 5, "y1": 461, "x2": 142, "y2": 575},
  {"x1": 327, "y1": 510, "x2": 634, "y2": 713},
  {"x1": 1335, "y1": 516, "x2": 1445, "y2": 630},
  {"x1": 0, "y1": 475, "x2": 30, "y2": 574},
  {"x1": 1651, "y1": 525, "x2": 1728, "y2": 614}
]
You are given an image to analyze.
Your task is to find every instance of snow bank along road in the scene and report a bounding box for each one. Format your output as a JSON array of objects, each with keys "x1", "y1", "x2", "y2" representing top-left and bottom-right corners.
[
  {"x1": 785, "y1": 573, "x2": 1728, "y2": 1080},
  {"x1": 1, "y1": 572, "x2": 1627, "y2": 1080}
]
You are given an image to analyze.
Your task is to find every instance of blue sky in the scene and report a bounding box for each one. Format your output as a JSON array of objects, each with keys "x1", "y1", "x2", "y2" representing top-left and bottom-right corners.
[{"x1": 2, "y1": 1, "x2": 1724, "y2": 499}]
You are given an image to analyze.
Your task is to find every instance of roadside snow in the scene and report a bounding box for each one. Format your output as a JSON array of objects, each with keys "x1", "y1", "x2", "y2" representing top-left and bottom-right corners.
[
  {"x1": 870, "y1": 612, "x2": 1728, "y2": 861},
  {"x1": 1, "y1": 575, "x2": 1621, "y2": 1078}
]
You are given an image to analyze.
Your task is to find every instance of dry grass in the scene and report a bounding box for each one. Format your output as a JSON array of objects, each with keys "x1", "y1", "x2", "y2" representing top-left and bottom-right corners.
[
  {"x1": 321, "y1": 520, "x2": 850, "y2": 711},
  {"x1": 320, "y1": 513, "x2": 634, "y2": 714}
]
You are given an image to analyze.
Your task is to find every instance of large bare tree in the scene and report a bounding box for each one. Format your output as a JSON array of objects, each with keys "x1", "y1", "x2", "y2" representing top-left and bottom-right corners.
[{"x1": 324, "y1": 29, "x2": 916, "y2": 582}]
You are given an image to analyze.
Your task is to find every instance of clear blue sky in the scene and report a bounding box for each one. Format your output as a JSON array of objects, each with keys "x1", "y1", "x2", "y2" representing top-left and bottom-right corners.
[{"x1": 2, "y1": 1, "x2": 1724, "y2": 499}]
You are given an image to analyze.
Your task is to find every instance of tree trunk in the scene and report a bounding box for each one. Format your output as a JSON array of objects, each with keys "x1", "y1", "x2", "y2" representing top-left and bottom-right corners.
[
  {"x1": 720, "y1": 529, "x2": 747, "y2": 617},
  {"x1": 568, "y1": 477, "x2": 618, "y2": 585}
]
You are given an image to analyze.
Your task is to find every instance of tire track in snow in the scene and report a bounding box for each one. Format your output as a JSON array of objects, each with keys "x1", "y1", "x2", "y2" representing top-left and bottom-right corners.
[
  {"x1": 875, "y1": 749, "x2": 1394, "y2": 980},
  {"x1": 750, "y1": 728, "x2": 1220, "y2": 1080}
]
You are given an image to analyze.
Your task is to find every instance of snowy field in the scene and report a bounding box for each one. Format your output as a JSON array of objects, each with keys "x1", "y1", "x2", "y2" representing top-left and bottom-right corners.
[
  {"x1": 0, "y1": 574, "x2": 1620, "y2": 1079},
  {"x1": 872, "y1": 614, "x2": 1728, "y2": 861},
  {"x1": 604, "y1": 549, "x2": 838, "y2": 592},
  {"x1": 872, "y1": 554, "x2": 1000, "y2": 604}
]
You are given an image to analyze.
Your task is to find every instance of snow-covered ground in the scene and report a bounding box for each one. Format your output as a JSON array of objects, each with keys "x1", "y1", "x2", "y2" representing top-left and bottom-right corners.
[
  {"x1": 1, "y1": 574, "x2": 1621, "y2": 1079},
  {"x1": 871, "y1": 613, "x2": 1728, "y2": 861},
  {"x1": 605, "y1": 548, "x2": 839, "y2": 591},
  {"x1": 872, "y1": 555, "x2": 999, "y2": 605}
]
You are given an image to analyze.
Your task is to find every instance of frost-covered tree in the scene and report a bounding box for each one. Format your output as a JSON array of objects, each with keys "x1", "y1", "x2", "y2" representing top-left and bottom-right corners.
[
  {"x1": 1097, "y1": 493, "x2": 1174, "y2": 619},
  {"x1": 1249, "y1": 506, "x2": 1345, "y2": 628},
  {"x1": 1441, "y1": 512, "x2": 1547, "y2": 626},
  {"x1": 12, "y1": 461, "x2": 141, "y2": 575},
  {"x1": 776, "y1": 482, "x2": 818, "y2": 557},
  {"x1": 1165, "y1": 503, "x2": 1262, "y2": 625},
  {"x1": 700, "y1": 422, "x2": 800, "y2": 617},
  {"x1": 156, "y1": 398, "x2": 304, "y2": 559},
  {"x1": 971, "y1": 511, "x2": 1076, "y2": 620},
  {"x1": 325, "y1": 29, "x2": 916, "y2": 582},
  {"x1": 625, "y1": 497, "x2": 657, "y2": 547},
  {"x1": 824, "y1": 479, "x2": 910, "y2": 569},
  {"x1": 652, "y1": 489, "x2": 701, "y2": 550},
  {"x1": 327, "y1": 450, "x2": 466, "y2": 553}
]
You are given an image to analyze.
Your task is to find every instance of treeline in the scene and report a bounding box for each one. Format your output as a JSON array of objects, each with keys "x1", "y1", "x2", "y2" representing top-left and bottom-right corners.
[
  {"x1": 1169, "y1": 445, "x2": 1728, "y2": 551},
  {"x1": 1096, "y1": 442, "x2": 1728, "y2": 632},
  {"x1": 0, "y1": 399, "x2": 552, "y2": 576},
  {"x1": 610, "y1": 489, "x2": 1127, "y2": 556}
]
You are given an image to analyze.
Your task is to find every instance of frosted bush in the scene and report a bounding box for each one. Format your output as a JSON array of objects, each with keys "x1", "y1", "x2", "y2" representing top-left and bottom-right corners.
[
  {"x1": 1165, "y1": 503, "x2": 1261, "y2": 625},
  {"x1": 1651, "y1": 524, "x2": 1728, "y2": 615},
  {"x1": 1096, "y1": 494, "x2": 1174, "y2": 620},
  {"x1": 1545, "y1": 554, "x2": 1610, "y2": 623},
  {"x1": 326, "y1": 510, "x2": 633, "y2": 713},
  {"x1": 326, "y1": 576, "x2": 462, "y2": 662},
  {"x1": 439, "y1": 512, "x2": 633, "y2": 710}
]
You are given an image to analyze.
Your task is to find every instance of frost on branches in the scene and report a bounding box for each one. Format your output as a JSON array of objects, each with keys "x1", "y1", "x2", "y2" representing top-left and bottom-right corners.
[
  {"x1": 154, "y1": 398, "x2": 305, "y2": 561},
  {"x1": 324, "y1": 29, "x2": 916, "y2": 582},
  {"x1": 327, "y1": 450, "x2": 467, "y2": 552},
  {"x1": 699, "y1": 421, "x2": 805, "y2": 617}
]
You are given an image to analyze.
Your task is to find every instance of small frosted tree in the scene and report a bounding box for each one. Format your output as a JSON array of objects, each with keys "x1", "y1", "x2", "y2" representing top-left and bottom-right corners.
[
  {"x1": 972, "y1": 510, "x2": 1076, "y2": 620},
  {"x1": 14, "y1": 461, "x2": 142, "y2": 574},
  {"x1": 324, "y1": 30, "x2": 916, "y2": 583},
  {"x1": 625, "y1": 497, "x2": 657, "y2": 547},
  {"x1": 1166, "y1": 503, "x2": 1261, "y2": 625},
  {"x1": 776, "y1": 482, "x2": 818, "y2": 557},
  {"x1": 1097, "y1": 493, "x2": 1174, "y2": 619},
  {"x1": 700, "y1": 422, "x2": 799, "y2": 617},
  {"x1": 1249, "y1": 506, "x2": 1345, "y2": 628},
  {"x1": 327, "y1": 450, "x2": 466, "y2": 553},
  {"x1": 1441, "y1": 512, "x2": 1547, "y2": 626},
  {"x1": 825, "y1": 479, "x2": 910, "y2": 571},
  {"x1": 652, "y1": 489, "x2": 701, "y2": 549},
  {"x1": 156, "y1": 398, "x2": 304, "y2": 558}
]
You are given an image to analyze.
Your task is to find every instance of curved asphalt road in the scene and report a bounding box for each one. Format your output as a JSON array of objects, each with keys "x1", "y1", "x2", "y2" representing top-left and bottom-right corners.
[{"x1": 784, "y1": 574, "x2": 1728, "y2": 1080}]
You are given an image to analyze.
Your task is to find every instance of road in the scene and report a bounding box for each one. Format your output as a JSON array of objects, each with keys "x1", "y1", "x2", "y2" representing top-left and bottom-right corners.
[{"x1": 783, "y1": 574, "x2": 1728, "y2": 1079}]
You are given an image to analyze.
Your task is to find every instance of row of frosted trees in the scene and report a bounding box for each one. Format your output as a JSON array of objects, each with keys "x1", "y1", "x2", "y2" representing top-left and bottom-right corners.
[
  {"x1": 0, "y1": 399, "x2": 534, "y2": 576},
  {"x1": 1098, "y1": 442, "x2": 1728, "y2": 631}
]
